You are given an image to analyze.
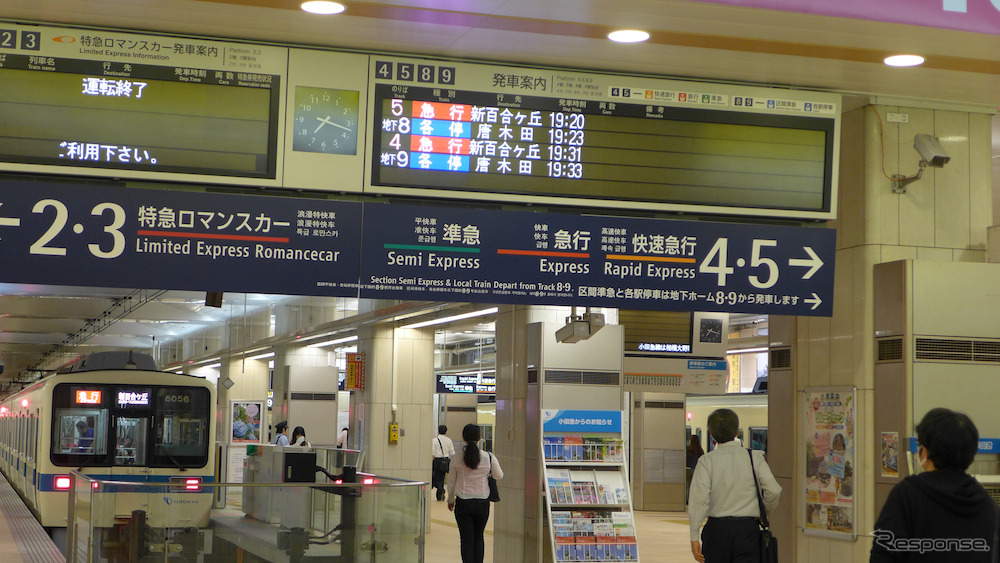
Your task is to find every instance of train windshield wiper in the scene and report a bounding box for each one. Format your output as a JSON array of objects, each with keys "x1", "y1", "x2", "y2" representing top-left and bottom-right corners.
[
  {"x1": 156, "y1": 444, "x2": 188, "y2": 471},
  {"x1": 76, "y1": 452, "x2": 99, "y2": 472}
]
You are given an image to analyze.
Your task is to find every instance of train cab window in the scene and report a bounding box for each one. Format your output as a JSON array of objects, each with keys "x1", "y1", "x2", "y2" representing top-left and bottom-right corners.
[
  {"x1": 54, "y1": 410, "x2": 108, "y2": 458},
  {"x1": 152, "y1": 387, "x2": 209, "y2": 468}
]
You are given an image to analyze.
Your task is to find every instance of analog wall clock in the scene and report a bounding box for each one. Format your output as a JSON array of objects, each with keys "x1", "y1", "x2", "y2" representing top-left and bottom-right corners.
[
  {"x1": 699, "y1": 318, "x2": 723, "y2": 343},
  {"x1": 292, "y1": 86, "x2": 359, "y2": 154}
]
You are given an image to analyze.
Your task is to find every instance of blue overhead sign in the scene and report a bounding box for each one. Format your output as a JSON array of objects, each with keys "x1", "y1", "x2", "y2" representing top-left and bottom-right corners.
[
  {"x1": 0, "y1": 181, "x2": 836, "y2": 316},
  {"x1": 359, "y1": 203, "x2": 836, "y2": 316},
  {"x1": 0, "y1": 179, "x2": 362, "y2": 296},
  {"x1": 542, "y1": 410, "x2": 623, "y2": 433}
]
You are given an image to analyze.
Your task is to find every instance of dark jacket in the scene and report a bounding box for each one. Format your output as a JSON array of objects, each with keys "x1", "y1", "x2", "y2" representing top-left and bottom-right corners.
[{"x1": 871, "y1": 469, "x2": 999, "y2": 562}]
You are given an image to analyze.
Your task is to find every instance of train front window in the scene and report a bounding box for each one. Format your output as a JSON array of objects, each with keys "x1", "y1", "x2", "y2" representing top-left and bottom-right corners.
[
  {"x1": 114, "y1": 417, "x2": 147, "y2": 465},
  {"x1": 54, "y1": 409, "x2": 108, "y2": 457},
  {"x1": 152, "y1": 387, "x2": 209, "y2": 468}
]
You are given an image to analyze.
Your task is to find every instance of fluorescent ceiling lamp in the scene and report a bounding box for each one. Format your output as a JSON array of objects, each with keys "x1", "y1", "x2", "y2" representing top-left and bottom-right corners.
[
  {"x1": 190, "y1": 356, "x2": 221, "y2": 365},
  {"x1": 204, "y1": 363, "x2": 222, "y2": 369},
  {"x1": 301, "y1": 1, "x2": 346, "y2": 14},
  {"x1": 246, "y1": 351, "x2": 275, "y2": 361},
  {"x1": 401, "y1": 307, "x2": 498, "y2": 329},
  {"x1": 608, "y1": 29, "x2": 650, "y2": 43},
  {"x1": 451, "y1": 369, "x2": 497, "y2": 376},
  {"x1": 727, "y1": 346, "x2": 769, "y2": 355},
  {"x1": 307, "y1": 335, "x2": 359, "y2": 348},
  {"x1": 884, "y1": 54, "x2": 924, "y2": 67}
]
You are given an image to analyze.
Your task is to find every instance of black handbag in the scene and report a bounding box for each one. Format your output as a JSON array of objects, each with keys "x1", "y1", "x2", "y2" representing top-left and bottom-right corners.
[
  {"x1": 433, "y1": 456, "x2": 450, "y2": 473},
  {"x1": 748, "y1": 449, "x2": 778, "y2": 563},
  {"x1": 487, "y1": 452, "x2": 500, "y2": 502},
  {"x1": 433, "y1": 438, "x2": 451, "y2": 472}
]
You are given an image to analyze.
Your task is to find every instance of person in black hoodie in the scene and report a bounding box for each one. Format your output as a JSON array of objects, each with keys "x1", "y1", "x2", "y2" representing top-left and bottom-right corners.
[{"x1": 871, "y1": 408, "x2": 1000, "y2": 562}]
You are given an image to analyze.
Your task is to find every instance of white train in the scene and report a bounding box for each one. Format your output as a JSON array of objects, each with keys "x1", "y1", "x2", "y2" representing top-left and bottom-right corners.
[{"x1": 0, "y1": 352, "x2": 216, "y2": 549}]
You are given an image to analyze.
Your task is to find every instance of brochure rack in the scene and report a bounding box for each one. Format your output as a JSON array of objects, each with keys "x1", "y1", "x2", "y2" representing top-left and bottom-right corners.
[{"x1": 541, "y1": 410, "x2": 639, "y2": 562}]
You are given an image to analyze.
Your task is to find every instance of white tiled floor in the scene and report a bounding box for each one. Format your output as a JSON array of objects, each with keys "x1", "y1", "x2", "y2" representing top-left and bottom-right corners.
[{"x1": 425, "y1": 497, "x2": 694, "y2": 562}]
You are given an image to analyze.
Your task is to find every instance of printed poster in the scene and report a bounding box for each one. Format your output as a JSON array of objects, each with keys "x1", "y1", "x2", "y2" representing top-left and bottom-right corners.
[
  {"x1": 881, "y1": 432, "x2": 899, "y2": 478},
  {"x1": 803, "y1": 387, "x2": 856, "y2": 538},
  {"x1": 231, "y1": 400, "x2": 264, "y2": 443}
]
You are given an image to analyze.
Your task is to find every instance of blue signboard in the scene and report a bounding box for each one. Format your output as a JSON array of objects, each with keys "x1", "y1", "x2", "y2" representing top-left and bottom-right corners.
[
  {"x1": 359, "y1": 203, "x2": 836, "y2": 316},
  {"x1": 542, "y1": 410, "x2": 623, "y2": 433},
  {"x1": 0, "y1": 179, "x2": 362, "y2": 296},
  {"x1": 908, "y1": 437, "x2": 1000, "y2": 454},
  {"x1": 688, "y1": 360, "x2": 728, "y2": 370}
]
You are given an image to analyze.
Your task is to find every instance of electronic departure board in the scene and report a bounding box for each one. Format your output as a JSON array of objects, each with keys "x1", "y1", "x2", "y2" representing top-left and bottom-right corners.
[
  {"x1": 368, "y1": 58, "x2": 841, "y2": 220},
  {"x1": 0, "y1": 24, "x2": 283, "y2": 181}
]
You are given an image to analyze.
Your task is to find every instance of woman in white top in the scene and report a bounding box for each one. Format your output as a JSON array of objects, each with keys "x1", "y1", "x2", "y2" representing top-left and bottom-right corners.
[
  {"x1": 291, "y1": 426, "x2": 310, "y2": 447},
  {"x1": 447, "y1": 424, "x2": 503, "y2": 563}
]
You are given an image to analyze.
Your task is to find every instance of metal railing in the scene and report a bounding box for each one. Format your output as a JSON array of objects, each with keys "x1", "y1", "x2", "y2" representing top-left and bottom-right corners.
[{"x1": 67, "y1": 468, "x2": 426, "y2": 563}]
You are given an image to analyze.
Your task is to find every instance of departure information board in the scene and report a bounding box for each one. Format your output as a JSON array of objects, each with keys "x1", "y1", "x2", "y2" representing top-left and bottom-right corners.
[
  {"x1": 0, "y1": 24, "x2": 284, "y2": 181},
  {"x1": 368, "y1": 58, "x2": 840, "y2": 220}
]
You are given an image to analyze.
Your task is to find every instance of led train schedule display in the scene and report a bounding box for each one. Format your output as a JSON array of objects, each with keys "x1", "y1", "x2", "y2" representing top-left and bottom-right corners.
[
  {"x1": 379, "y1": 96, "x2": 585, "y2": 179},
  {"x1": 371, "y1": 82, "x2": 837, "y2": 216}
]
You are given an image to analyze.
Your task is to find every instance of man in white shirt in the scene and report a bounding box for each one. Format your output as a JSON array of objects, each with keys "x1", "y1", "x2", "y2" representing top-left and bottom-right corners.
[
  {"x1": 689, "y1": 409, "x2": 781, "y2": 563},
  {"x1": 432, "y1": 425, "x2": 456, "y2": 501}
]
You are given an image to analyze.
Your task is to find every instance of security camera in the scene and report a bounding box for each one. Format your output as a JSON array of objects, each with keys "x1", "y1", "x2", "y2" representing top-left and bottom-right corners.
[{"x1": 913, "y1": 134, "x2": 950, "y2": 167}]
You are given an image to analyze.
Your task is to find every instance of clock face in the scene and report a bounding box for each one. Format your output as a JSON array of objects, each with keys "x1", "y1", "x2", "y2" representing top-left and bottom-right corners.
[
  {"x1": 699, "y1": 318, "x2": 723, "y2": 343},
  {"x1": 292, "y1": 86, "x2": 359, "y2": 155}
]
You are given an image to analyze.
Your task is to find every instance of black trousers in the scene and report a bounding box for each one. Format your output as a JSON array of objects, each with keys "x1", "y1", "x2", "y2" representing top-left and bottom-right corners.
[
  {"x1": 431, "y1": 460, "x2": 447, "y2": 500},
  {"x1": 702, "y1": 517, "x2": 761, "y2": 563},
  {"x1": 454, "y1": 497, "x2": 491, "y2": 563}
]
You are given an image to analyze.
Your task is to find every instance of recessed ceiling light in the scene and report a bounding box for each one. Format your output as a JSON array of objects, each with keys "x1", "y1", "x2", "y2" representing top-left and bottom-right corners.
[
  {"x1": 608, "y1": 30, "x2": 650, "y2": 43},
  {"x1": 301, "y1": 1, "x2": 346, "y2": 15},
  {"x1": 884, "y1": 54, "x2": 924, "y2": 67}
]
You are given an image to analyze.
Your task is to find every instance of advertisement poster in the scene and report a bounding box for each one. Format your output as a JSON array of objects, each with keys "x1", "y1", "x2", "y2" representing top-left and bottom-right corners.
[
  {"x1": 231, "y1": 400, "x2": 264, "y2": 444},
  {"x1": 803, "y1": 387, "x2": 856, "y2": 538},
  {"x1": 881, "y1": 432, "x2": 899, "y2": 478}
]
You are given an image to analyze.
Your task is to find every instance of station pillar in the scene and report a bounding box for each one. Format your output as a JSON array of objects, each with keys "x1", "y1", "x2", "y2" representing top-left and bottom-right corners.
[{"x1": 768, "y1": 102, "x2": 992, "y2": 562}]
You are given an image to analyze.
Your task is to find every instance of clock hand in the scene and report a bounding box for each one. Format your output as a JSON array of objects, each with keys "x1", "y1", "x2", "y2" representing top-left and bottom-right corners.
[{"x1": 315, "y1": 115, "x2": 351, "y2": 133}]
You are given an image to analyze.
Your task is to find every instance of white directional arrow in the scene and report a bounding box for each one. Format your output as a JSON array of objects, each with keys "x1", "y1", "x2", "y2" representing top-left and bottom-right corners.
[
  {"x1": 804, "y1": 293, "x2": 822, "y2": 310},
  {"x1": 789, "y1": 246, "x2": 823, "y2": 279}
]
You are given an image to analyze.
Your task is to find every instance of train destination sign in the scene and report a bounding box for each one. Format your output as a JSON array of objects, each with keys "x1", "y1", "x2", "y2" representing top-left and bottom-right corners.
[
  {"x1": 368, "y1": 57, "x2": 841, "y2": 220},
  {"x1": 358, "y1": 203, "x2": 836, "y2": 316},
  {"x1": 0, "y1": 179, "x2": 362, "y2": 297},
  {"x1": 0, "y1": 23, "x2": 283, "y2": 181}
]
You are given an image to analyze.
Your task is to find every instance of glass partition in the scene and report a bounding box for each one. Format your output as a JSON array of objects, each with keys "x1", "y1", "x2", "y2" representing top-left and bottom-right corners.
[{"x1": 67, "y1": 469, "x2": 426, "y2": 563}]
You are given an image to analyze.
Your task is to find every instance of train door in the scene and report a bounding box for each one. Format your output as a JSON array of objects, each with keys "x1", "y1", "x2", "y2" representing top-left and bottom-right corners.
[
  {"x1": 28, "y1": 411, "x2": 38, "y2": 509},
  {"x1": 110, "y1": 414, "x2": 153, "y2": 519}
]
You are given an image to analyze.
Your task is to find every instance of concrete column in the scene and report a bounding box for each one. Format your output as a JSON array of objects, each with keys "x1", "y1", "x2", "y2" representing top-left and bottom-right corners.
[
  {"x1": 493, "y1": 304, "x2": 572, "y2": 563},
  {"x1": 771, "y1": 102, "x2": 993, "y2": 562},
  {"x1": 352, "y1": 319, "x2": 436, "y2": 483}
]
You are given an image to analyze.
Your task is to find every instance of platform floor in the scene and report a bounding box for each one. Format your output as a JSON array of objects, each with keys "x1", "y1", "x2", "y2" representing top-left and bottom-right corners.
[
  {"x1": 425, "y1": 497, "x2": 693, "y2": 562},
  {"x1": 0, "y1": 475, "x2": 64, "y2": 563}
]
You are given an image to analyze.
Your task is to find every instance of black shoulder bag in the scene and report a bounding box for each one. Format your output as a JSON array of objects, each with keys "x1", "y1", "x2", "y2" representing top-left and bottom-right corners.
[
  {"x1": 748, "y1": 449, "x2": 778, "y2": 563},
  {"x1": 433, "y1": 438, "x2": 450, "y2": 473},
  {"x1": 487, "y1": 452, "x2": 500, "y2": 502}
]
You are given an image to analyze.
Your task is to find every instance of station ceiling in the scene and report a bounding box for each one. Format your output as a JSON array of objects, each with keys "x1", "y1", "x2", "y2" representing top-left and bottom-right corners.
[{"x1": 1, "y1": 0, "x2": 998, "y2": 381}]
